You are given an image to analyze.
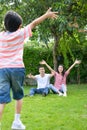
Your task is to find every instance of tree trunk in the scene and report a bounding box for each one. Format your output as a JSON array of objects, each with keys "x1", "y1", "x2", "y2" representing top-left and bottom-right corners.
[
  {"x1": 77, "y1": 67, "x2": 80, "y2": 84},
  {"x1": 53, "y1": 35, "x2": 60, "y2": 71}
]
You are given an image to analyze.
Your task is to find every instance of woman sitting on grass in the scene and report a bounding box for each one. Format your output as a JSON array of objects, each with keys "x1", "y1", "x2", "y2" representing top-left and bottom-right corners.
[{"x1": 40, "y1": 59, "x2": 81, "y2": 97}]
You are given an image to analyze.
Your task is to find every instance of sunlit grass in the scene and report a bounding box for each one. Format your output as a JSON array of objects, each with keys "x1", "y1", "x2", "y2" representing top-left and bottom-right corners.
[{"x1": 2, "y1": 84, "x2": 87, "y2": 130}]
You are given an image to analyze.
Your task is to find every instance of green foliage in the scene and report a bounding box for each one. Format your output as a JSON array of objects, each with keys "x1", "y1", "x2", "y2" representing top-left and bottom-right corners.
[
  {"x1": 0, "y1": 0, "x2": 87, "y2": 82},
  {"x1": 23, "y1": 44, "x2": 53, "y2": 75},
  {"x1": 23, "y1": 42, "x2": 87, "y2": 83}
]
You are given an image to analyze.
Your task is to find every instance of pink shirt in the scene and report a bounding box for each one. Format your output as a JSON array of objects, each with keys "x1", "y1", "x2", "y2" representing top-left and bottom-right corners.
[
  {"x1": 54, "y1": 71, "x2": 69, "y2": 89},
  {"x1": 0, "y1": 25, "x2": 32, "y2": 68}
]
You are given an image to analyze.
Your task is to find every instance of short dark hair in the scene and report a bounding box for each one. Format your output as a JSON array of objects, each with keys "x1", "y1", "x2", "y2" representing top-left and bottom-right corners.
[
  {"x1": 38, "y1": 65, "x2": 45, "y2": 69},
  {"x1": 4, "y1": 11, "x2": 22, "y2": 32}
]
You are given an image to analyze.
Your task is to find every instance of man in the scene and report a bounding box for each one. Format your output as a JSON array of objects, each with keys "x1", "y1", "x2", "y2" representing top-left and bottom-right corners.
[{"x1": 27, "y1": 66, "x2": 54, "y2": 97}]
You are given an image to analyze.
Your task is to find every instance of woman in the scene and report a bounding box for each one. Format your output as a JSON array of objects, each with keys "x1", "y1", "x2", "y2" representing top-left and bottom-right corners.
[{"x1": 40, "y1": 59, "x2": 81, "y2": 97}]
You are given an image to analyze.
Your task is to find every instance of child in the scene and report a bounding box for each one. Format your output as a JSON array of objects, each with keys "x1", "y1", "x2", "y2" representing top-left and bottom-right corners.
[
  {"x1": 0, "y1": 8, "x2": 58, "y2": 129},
  {"x1": 40, "y1": 59, "x2": 81, "y2": 97}
]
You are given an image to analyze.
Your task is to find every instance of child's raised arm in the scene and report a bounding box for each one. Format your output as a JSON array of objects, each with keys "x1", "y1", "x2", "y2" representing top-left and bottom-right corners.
[{"x1": 29, "y1": 8, "x2": 58, "y2": 30}]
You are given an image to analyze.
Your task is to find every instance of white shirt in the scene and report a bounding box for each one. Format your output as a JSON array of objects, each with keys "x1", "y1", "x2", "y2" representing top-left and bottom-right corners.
[{"x1": 35, "y1": 74, "x2": 50, "y2": 89}]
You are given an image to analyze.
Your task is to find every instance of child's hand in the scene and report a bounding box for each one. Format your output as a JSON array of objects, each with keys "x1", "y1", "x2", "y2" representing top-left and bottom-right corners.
[{"x1": 45, "y1": 7, "x2": 58, "y2": 19}]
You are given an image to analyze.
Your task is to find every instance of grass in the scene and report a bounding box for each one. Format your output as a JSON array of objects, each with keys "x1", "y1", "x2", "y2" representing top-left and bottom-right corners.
[{"x1": 2, "y1": 84, "x2": 87, "y2": 130}]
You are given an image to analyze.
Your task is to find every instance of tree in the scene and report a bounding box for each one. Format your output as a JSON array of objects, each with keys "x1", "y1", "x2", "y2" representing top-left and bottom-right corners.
[
  {"x1": 19, "y1": 0, "x2": 87, "y2": 70},
  {"x1": 0, "y1": 0, "x2": 87, "y2": 70}
]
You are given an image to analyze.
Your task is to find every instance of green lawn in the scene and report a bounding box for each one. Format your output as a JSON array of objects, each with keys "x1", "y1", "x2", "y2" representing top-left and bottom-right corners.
[{"x1": 2, "y1": 84, "x2": 87, "y2": 130}]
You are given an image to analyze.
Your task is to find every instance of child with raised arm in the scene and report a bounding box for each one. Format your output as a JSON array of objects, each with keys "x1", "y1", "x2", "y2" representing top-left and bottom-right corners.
[
  {"x1": 40, "y1": 59, "x2": 81, "y2": 97},
  {"x1": 0, "y1": 8, "x2": 58, "y2": 130}
]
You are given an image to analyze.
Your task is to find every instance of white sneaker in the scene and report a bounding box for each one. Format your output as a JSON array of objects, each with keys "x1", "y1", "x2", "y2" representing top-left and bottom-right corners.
[
  {"x1": 63, "y1": 93, "x2": 67, "y2": 97},
  {"x1": 59, "y1": 92, "x2": 63, "y2": 96},
  {"x1": 11, "y1": 120, "x2": 26, "y2": 130}
]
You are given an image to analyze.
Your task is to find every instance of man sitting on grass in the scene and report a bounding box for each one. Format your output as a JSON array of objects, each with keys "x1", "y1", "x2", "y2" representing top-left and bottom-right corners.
[{"x1": 26, "y1": 66, "x2": 62, "y2": 97}]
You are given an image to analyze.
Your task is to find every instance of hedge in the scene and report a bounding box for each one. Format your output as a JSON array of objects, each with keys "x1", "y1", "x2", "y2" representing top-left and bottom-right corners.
[{"x1": 23, "y1": 45, "x2": 87, "y2": 84}]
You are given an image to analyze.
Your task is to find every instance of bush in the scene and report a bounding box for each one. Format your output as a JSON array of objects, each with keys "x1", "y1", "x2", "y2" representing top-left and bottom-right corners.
[
  {"x1": 23, "y1": 44, "x2": 87, "y2": 84},
  {"x1": 23, "y1": 45, "x2": 53, "y2": 75}
]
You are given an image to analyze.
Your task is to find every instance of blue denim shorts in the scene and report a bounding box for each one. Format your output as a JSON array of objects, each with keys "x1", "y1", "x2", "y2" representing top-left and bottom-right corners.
[{"x1": 0, "y1": 68, "x2": 25, "y2": 103}]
